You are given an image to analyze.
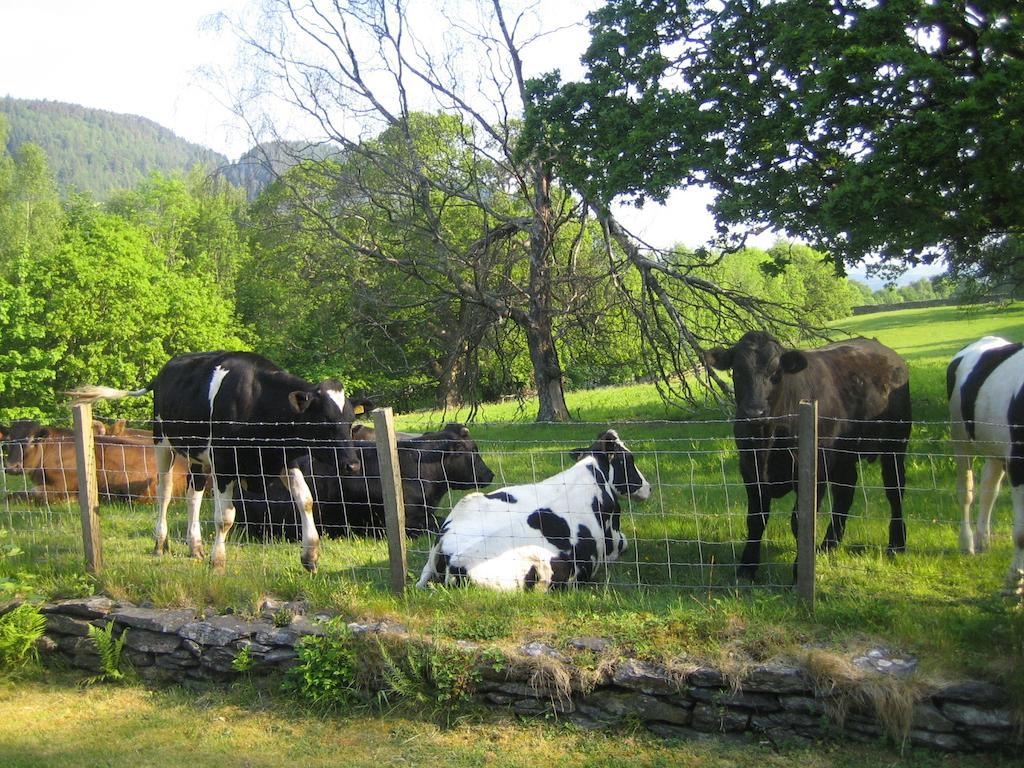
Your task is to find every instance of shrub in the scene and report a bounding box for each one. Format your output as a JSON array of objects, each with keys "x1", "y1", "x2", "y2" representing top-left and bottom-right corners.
[
  {"x1": 285, "y1": 623, "x2": 362, "y2": 711},
  {"x1": 0, "y1": 603, "x2": 47, "y2": 673},
  {"x1": 84, "y1": 621, "x2": 128, "y2": 684}
]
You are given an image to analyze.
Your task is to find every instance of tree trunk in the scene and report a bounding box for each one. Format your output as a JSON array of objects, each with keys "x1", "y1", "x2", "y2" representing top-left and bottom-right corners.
[
  {"x1": 526, "y1": 161, "x2": 570, "y2": 422},
  {"x1": 526, "y1": 319, "x2": 570, "y2": 421}
]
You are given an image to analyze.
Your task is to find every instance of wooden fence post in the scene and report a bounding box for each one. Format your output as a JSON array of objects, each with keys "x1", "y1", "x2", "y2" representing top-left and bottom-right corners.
[
  {"x1": 72, "y1": 403, "x2": 103, "y2": 575},
  {"x1": 796, "y1": 399, "x2": 817, "y2": 609},
  {"x1": 373, "y1": 407, "x2": 407, "y2": 596}
]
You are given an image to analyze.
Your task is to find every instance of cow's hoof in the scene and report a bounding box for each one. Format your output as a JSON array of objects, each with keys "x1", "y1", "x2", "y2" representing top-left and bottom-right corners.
[
  {"x1": 885, "y1": 545, "x2": 907, "y2": 557},
  {"x1": 817, "y1": 540, "x2": 839, "y2": 554},
  {"x1": 152, "y1": 541, "x2": 168, "y2": 556},
  {"x1": 1001, "y1": 570, "x2": 1024, "y2": 597},
  {"x1": 301, "y1": 558, "x2": 319, "y2": 574},
  {"x1": 301, "y1": 548, "x2": 320, "y2": 574},
  {"x1": 189, "y1": 545, "x2": 205, "y2": 560},
  {"x1": 210, "y1": 552, "x2": 227, "y2": 570}
]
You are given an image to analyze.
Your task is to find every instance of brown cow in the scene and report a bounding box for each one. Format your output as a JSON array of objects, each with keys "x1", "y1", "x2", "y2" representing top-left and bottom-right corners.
[{"x1": 3, "y1": 421, "x2": 189, "y2": 504}]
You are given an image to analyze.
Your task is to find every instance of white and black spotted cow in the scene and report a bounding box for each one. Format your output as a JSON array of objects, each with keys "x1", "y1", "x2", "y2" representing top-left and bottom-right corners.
[
  {"x1": 416, "y1": 430, "x2": 651, "y2": 591},
  {"x1": 948, "y1": 336, "x2": 1024, "y2": 584},
  {"x1": 68, "y1": 351, "x2": 364, "y2": 572}
]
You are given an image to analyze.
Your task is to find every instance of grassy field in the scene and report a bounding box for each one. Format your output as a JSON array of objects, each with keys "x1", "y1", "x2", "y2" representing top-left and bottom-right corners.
[
  {"x1": 3, "y1": 302, "x2": 1024, "y2": 689},
  {"x1": 3, "y1": 673, "x2": 1017, "y2": 768}
]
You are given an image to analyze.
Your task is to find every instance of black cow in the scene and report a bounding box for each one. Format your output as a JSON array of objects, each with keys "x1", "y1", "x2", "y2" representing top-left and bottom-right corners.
[
  {"x1": 705, "y1": 332, "x2": 912, "y2": 580},
  {"x1": 235, "y1": 423, "x2": 495, "y2": 538},
  {"x1": 68, "y1": 351, "x2": 364, "y2": 572}
]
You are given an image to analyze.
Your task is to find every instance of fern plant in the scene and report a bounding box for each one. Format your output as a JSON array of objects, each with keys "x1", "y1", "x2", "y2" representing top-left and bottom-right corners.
[
  {"x1": 0, "y1": 603, "x2": 47, "y2": 673},
  {"x1": 84, "y1": 621, "x2": 128, "y2": 684}
]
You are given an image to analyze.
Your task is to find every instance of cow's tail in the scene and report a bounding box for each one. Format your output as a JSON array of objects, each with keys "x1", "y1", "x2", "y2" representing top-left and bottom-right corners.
[{"x1": 66, "y1": 384, "x2": 152, "y2": 406}]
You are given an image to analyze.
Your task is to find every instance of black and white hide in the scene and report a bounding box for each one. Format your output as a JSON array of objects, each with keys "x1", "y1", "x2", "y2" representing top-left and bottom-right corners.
[
  {"x1": 948, "y1": 336, "x2": 1024, "y2": 585},
  {"x1": 68, "y1": 351, "x2": 364, "y2": 572},
  {"x1": 416, "y1": 430, "x2": 651, "y2": 591}
]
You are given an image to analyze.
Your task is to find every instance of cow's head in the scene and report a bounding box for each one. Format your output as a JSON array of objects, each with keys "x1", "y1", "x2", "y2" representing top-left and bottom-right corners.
[
  {"x1": 405, "y1": 423, "x2": 495, "y2": 490},
  {"x1": 2, "y1": 420, "x2": 45, "y2": 473},
  {"x1": 705, "y1": 331, "x2": 808, "y2": 427},
  {"x1": 288, "y1": 380, "x2": 367, "y2": 474},
  {"x1": 572, "y1": 429, "x2": 651, "y2": 500}
]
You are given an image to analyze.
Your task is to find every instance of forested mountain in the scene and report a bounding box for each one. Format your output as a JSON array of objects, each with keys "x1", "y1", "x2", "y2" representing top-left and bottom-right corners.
[
  {"x1": 1, "y1": 97, "x2": 228, "y2": 199},
  {"x1": 218, "y1": 141, "x2": 343, "y2": 200}
]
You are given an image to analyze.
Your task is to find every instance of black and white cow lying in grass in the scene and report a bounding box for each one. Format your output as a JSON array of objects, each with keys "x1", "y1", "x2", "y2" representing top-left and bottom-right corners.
[
  {"x1": 948, "y1": 336, "x2": 1024, "y2": 585},
  {"x1": 416, "y1": 430, "x2": 651, "y2": 591}
]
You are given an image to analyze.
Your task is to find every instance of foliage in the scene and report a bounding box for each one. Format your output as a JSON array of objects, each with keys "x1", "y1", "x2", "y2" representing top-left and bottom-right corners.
[
  {"x1": 0, "y1": 604, "x2": 47, "y2": 673},
  {"x1": 848, "y1": 275, "x2": 958, "y2": 307},
  {"x1": 0, "y1": 123, "x2": 251, "y2": 423},
  {"x1": 0, "y1": 118, "x2": 62, "y2": 419},
  {"x1": 374, "y1": 637, "x2": 479, "y2": 714},
  {"x1": 528, "y1": 1, "x2": 1024, "y2": 278},
  {"x1": 231, "y1": 643, "x2": 255, "y2": 673},
  {"x1": 83, "y1": 622, "x2": 128, "y2": 684},
  {"x1": 285, "y1": 622, "x2": 362, "y2": 711},
  {"x1": 0, "y1": 530, "x2": 38, "y2": 601}
]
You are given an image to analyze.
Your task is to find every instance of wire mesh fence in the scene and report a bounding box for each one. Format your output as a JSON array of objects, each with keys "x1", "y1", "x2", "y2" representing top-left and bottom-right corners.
[{"x1": 0, "y1": 407, "x2": 1017, "y2": 601}]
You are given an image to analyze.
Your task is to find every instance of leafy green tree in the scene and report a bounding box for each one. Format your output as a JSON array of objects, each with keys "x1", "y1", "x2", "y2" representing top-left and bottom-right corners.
[
  {"x1": 44, "y1": 200, "x2": 248, "y2": 418},
  {"x1": 0, "y1": 120, "x2": 63, "y2": 420},
  {"x1": 108, "y1": 168, "x2": 250, "y2": 296},
  {"x1": 528, "y1": 1, "x2": 1024, "y2": 277},
  {"x1": 847, "y1": 280, "x2": 876, "y2": 306}
]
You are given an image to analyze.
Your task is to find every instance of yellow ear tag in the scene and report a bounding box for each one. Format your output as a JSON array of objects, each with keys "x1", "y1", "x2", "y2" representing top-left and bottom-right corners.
[{"x1": 354, "y1": 405, "x2": 365, "y2": 415}]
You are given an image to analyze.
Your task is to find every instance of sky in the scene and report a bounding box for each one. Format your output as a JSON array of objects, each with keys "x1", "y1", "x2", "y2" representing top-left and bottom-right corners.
[{"x1": 0, "y1": 0, "x2": 940, "y2": 286}]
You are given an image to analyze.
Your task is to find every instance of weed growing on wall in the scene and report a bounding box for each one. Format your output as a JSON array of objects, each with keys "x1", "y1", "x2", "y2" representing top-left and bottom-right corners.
[
  {"x1": 84, "y1": 622, "x2": 127, "y2": 684},
  {"x1": 285, "y1": 621, "x2": 362, "y2": 711}
]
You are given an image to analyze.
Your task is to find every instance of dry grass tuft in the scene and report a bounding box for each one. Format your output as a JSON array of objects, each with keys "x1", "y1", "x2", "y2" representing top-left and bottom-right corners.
[{"x1": 804, "y1": 648, "x2": 925, "y2": 750}]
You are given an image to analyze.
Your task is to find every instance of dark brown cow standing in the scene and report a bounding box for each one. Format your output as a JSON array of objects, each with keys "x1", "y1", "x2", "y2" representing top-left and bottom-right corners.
[
  {"x1": 3, "y1": 421, "x2": 189, "y2": 503},
  {"x1": 705, "y1": 332, "x2": 912, "y2": 580}
]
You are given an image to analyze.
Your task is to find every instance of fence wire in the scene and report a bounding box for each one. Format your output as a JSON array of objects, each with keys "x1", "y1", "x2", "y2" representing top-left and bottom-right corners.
[{"x1": 0, "y1": 414, "x2": 1016, "y2": 596}]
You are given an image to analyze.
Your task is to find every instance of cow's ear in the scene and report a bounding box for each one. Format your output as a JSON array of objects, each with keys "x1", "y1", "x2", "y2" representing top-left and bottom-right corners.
[
  {"x1": 779, "y1": 350, "x2": 808, "y2": 374},
  {"x1": 704, "y1": 346, "x2": 734, "y2": 371},
  {"x1": 570, "y1": 447, "x2": 588, "y2": 461},
  {"x1": 289, "y1": 390, "x2": 317, "y2": 413}
]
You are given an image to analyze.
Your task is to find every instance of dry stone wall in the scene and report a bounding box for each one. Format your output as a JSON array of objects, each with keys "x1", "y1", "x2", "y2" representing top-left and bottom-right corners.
[{"x1": 38, "y1": 598, "x2": 1020, "y2": 754}]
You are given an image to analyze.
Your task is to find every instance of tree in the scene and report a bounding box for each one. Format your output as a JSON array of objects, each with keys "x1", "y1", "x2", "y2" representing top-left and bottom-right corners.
[
  {"x1": 222, "y1": 0, "x2": 826, "y2": 416},
  {"x1": 0, "y1": 119, "x2": 62, "y2": 420},
  {"x1": 224, "y1": 0, "x2": 641, "y2": 420},
  {"x1": 43, "y1": 200, "x2": 250, "y2": 419},
  {"x1": 529, "y1": 1, "x2": 1024, "y2": 278}
]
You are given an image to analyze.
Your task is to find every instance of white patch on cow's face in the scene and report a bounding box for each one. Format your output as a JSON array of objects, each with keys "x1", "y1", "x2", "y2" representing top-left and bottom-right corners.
[
  {"x1": 208, "y1": 365, "x2": 230, "y2": 411},
  {"x1": 326, "y1": 388, "x2": 347, "y2": 416},
  {"x1": 632, "y1": 472, "x2": 652, "y2": 500}
]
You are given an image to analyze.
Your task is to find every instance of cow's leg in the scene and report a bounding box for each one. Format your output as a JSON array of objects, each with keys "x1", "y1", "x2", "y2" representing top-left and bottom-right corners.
[
  {"x1": 185, "y1": 469, "x2": 206, "y2": 559},
  {"x1": 153, "y1": 442, "x2": 177, "y2": 556},
  {"x1": 416, "y1": 541, "x2": 444, "y2": 588},
  {"x1": 738, "y1": 482, "x2": 771, "y2": 582},
  {"x1": 881, "y1": 450, "x2": 908, "y2": 554},
  {"x1": 285, "y1": 467, "x2": 319, "y2": 573},
  {"x1": 821, "y1": 460, "x2": 857, "y2": 552},
  {"x1": 210, "y1": 479, "x2": 237, "y2": 570},
  {"x1": 1010, "y1": 484, "x2": 1024, "y2": 587},
  {"x1": 956, "y1": 452, "x2": 976, "y2": 554},
  {"x1": 975, "y1": 459, "x2": 1004, "y2": 553}
]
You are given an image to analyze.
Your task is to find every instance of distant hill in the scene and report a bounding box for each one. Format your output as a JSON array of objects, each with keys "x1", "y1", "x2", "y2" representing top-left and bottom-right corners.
[
  {"x1": 1, "y1": 97, "x2": 228, "y2": 199},
  {"x1": 219, "y1": 140, "x2": 345, "y2": 200},
  {"x1": 1, "y1": 97, "x2": 346, "y2": 201}
]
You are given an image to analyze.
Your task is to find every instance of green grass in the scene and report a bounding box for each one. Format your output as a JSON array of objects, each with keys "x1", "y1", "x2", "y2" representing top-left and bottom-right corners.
[
  {"x1": 3, "y1": 673, "x2": 1017, "y2": 768},
  {"x1": 3, "y1": 302, "x2": 1024, "y2": 688}
]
